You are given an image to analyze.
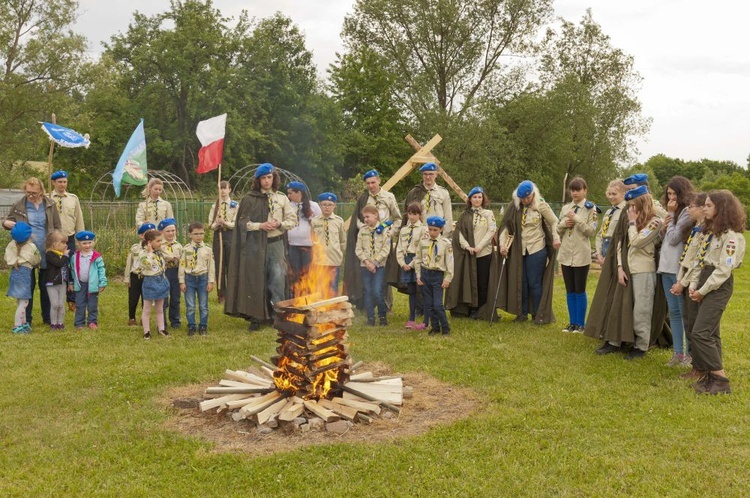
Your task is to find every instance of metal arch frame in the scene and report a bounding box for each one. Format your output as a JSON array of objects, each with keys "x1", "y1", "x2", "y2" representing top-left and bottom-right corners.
[{"x1": 227, "y1": 164, "x2": 307, "y2": 198}]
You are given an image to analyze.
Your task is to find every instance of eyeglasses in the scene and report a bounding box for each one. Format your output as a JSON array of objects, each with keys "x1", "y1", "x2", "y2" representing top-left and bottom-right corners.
[{"x1": 25, "y1": 191, "x2": 41, "y2": 197}]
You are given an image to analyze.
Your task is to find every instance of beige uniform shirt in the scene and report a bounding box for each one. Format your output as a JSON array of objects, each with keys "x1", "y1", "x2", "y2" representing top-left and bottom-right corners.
[
  {"x1": 208, "y1": 199, "x2": 238, "y2": 231},
  {"x1": 355, "y1": 226, "x2": 391, "y2": 267},
  {"x1": 397, "y1": 221, "x2": 427, "y2": 266},
  {"x1": 414, "y1": 236, "x2": 454, "y2": 282},
  {"x1": 595, "y1": 201, "x2": 626, "y2": 258},
  {"x1": 178, "y1": 242, "x2": 216, "y2": 283},
  {"x1": 677, "y1": 225, "x2": 703, "y2": 286},
  {"x1": 311, "y1": 214, "x2": 346, "y2": 266},
  {"x1": 420, "y1": 184, "x2": 453, "y2": 237},
  {"x1": 245, "y1": 191, "x2": 297, "y2": 239},
  {"x1": 458, "y1": 208, "x2": 497, "y2": 258},
  {"x1": 5, "y1": 241, "x2": 41, "y2": 268},
  {"x1": 500, "y1": 201, "x2": 560, "y2": 255},
  {"x1": 162, "y1": 240, "x2": 183, "y2": 269},
  {"x1": 125, "y1": 243, "x2": 143, "y2": 275},
  {"x1": 357, "y1": 189, "x2": 403, "y2": 232},
  {"x1": 49, "y1": 191, "x2": 84, "y2": 237},
  {"x1": 689, "y1": 230, "x2": 745, "y2": 296},
  {"x1": 557, "y1": 201, "x2": 597, "y2": 267},
  {"x1": 137, "y1": 250, "x2": 167, "y2": 277},
  {"x1": 135, "y1": 197, "x2": 174, "y2": 227},
  {"x1": 617, "y1": 217, "x2": 662, "y2": 274}
]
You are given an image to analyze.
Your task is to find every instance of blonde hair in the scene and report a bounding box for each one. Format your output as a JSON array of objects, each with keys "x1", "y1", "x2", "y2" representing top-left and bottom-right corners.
[
  {"x1": 45, "y1": 230, "x2": 67, "y2": 250},
  {"x1": 141, "y1": 178, "x2": 163, "y2": 199},
  {"x1": 607, "y1": 179, "x2": 627, "y2": 193},
  {"x1": 23, "y1": 177, "x2": 46, "y2": 196},
  {"x1": 630, "y1": 193, "x2": 656, "y2": 231}
]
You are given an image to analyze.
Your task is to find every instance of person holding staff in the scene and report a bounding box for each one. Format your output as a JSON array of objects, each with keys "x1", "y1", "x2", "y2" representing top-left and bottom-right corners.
[{"x1": 207, "y1": 181, "x2": 238, "y2": 303}]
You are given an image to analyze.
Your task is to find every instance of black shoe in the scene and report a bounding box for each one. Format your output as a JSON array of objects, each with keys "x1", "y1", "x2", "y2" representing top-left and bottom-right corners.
[
  {"x1": 249, "y1": 320, "x2": 260, "y2": 331},
  {"x1": 468, "y1": 309, "x2": 478, "y2": 320},
  {"x1": 188, "y1": 326, "x2": 197, "y2": 337},
  {"x1": 625, "y1": 348, "x2": 646, "y2": 360},
  {"x1": 513, "y1": 314, "x2": 528, "y2": 323},
  {"x1": 379, "y1": 317, "x2": 388, "y2": 326},
  {"x1": 143, "y1": 331, "x2": 151, "y2": 340},
  {"x1": 595, "y1": 342, "x2": 621, "y2": 355},
  {"x1": 198, "y1": 327, "x2": 207, "y2": 336},
  {"x1": 366, "y1": 320, "x2": 376, "y2": 327},
  {"x1": 428, "y1": 329, "x2": 440, "y2": 335},
  {"x1": 562, "y1": 323, "x2": 574, "y2": 332},
  {"x1": 158, "y1": 329, "x2": 169, "y2": 337},
  {"x1": 442, "y1": 330, "x2": 450, "y2": 336},
  {"x1": 171, "y1": 323, "x2": 181, "y2": 329}
]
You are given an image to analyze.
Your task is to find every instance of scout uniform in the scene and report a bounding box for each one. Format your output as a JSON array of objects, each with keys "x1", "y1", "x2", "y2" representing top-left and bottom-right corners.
[
  {"x1": 245, "y1": 191, "x2": 297, "y2": 238},
  {"x1": 457, "y1": 207, "x2": 496, "y2": 259},
  {"x1": 416, "y1": 163, "x2": 453, "y2": 237},
  {"x1": 135, "y1": 196, "x2": 174, "y2": 227},
  {"x1": 357, "y1": 188, "x2": 402, "y2": 232},
  {"x1": 595, "y1": 200, "x2": 626, "y2": 260},
  {"x1": 208, "y1": 198, "x2": 238, "y2": 300},
  {"x1": 179, "y1": 240, "x2": 216, "y2": 334},
  {"x1": 414, "y1": 216, "x2": 453, "y2": 335},
  {"x1": 126, "y1": 223, "x2": 155, "y2": 325},
  {"x1": 355, "y1": 221, "x2": 391, "y2": 325},
  {"x1": 208, "y1": 198, "x2": 238, "y2": 231},
  {"x1": 158, "y1": 218, "x2": 183, "y2": 329}
]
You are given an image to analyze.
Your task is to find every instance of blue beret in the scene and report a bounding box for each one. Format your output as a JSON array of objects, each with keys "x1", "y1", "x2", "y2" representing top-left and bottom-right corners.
[
  {"x1": 157, "y1": 218, "x2": 176, "y2": 231},
  {"x1": 10, "y1": 222, "x2": 32, "y2": 243},
  {"x1": 420, "y1": 162, "x2": 438, "y2": 172},
  {"x1": 254, "y1": 163, "x2": 275, "y2": 178},
  {"x1": 363, "y1": 169, "x2": 379, "y2": 180},
  {"x1": 318, "y1": 192, "x2": 338, "y2": 203},
  {"x1": 50, "y1": 170, "x2": 68, "y2": 181},
  {"x1": 75, "y1": 230, "x2": 96, "y2": 241},
  {"x1": 230, "y1": 200, "x2": 238, "y2": 208},
  {"x1": 516, "y1": 180, "x2": 534, "y2": 199},
  {"x1": 286, "y1": 181, "x2": 306, "y2": 192},
  {"x1": 624, "y1": 185, "x2": 649, "y2": 201},
  {"x1": 623, "y1": 173, "x2": 648, "y2": 186},
  {"x1": 138, "y1": 222, "x2": 156, "y2": 234},
  {"x1": 468, "y1": 186, "x2": 484, "y2": 198},
  {"x1": 426, "y1": 216, "x2": 445, "y2": 228}
]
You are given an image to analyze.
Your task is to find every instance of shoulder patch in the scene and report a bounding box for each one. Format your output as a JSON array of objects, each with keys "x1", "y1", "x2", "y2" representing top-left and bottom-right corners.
[
  {"x1": 584, "y1": 201, "x2": 595, "y2": 210},
  {"x1": 230, "y1": 201, "x2": 238, "y2": 208}
]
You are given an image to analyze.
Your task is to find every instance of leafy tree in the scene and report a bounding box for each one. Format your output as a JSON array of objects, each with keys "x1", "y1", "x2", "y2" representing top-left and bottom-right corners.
[{"x1": 700, "y1": 172, "x2": 750, "y2": 228}]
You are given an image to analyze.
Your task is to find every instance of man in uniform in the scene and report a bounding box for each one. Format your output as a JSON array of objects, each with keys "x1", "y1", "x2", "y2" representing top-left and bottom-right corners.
[
  {"x1": 405, "y1": 162, "x2": 454, "y2": 238},
  {"x1": 48, "y1": 170, "x2": 85, "y2": 310}
]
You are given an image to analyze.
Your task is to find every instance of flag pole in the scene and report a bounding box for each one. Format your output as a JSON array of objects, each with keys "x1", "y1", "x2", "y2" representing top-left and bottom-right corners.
[
  {"x1": 46, "y1": 113, "x2": 56, "y2": 191},
  {"x1": 217, "y1": 162, "x2": 224, "y2": 301}
]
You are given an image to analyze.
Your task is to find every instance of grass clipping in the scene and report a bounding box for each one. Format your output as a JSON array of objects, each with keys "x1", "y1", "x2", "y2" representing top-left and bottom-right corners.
[{"x1": 162, "y1": 362, "x2": 481, "y2": 456}]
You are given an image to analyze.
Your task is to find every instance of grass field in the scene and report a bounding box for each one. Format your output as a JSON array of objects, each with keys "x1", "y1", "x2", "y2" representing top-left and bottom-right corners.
[{"x1": 1, "y1": 234, "x2": 749, "y2": 496}]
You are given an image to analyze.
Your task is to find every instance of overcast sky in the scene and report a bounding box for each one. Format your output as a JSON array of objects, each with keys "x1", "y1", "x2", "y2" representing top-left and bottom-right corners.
[{"x1": 74, "y1": 0, "x2": 750, "y2": 168}]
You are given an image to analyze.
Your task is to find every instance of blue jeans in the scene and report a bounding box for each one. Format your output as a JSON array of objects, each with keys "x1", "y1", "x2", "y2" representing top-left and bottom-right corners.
[
  {"x1": 75, "y1": 288, "x2": 99, "y2": 326},
  {"x1": 422, "y1": 269, "x2": 450, "y2": 332},
  {"x1": 266, "y1": 239, "x2": 288, "y2": 306},
  {"x1": 184, "y1": 273, "x2": 209, "y2": 328},
  {"x1": 522, "y1": 249, "x2": 547, "y2": 317},
  {"x1": 360, "y1": 266, "x2": 386, "y2": 322},
  {"x1": 163, "y1": 267, "x2": 181, "y2": 327},
  {"x1": 660, "y1": 273, "x2": 686, "y2": 355}
]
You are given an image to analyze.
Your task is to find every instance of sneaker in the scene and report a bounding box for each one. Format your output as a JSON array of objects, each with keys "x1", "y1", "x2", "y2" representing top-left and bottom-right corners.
[
  {"x1": 188, "y1": 326, "x2": 197, "y2": 337},
  {"x1": 128, "y1": 319, "x2": 137, "y2": 326},
  {"x1": 12, "y1": 325, "x2": 26, "y2": 334},
  {"x1": 88, "y1": 323, "x2": 98, "y2": 330},
  {"x1": 143, "y1": 331, "x2": 151, "y2": 340},
  {"x1": 595, "y1": 342, "x2": 621, "y2": 355},
  {"x1": 366, "y1": 319, "x2": 376, "y2": 327},
  {"x1": 571, "y1": 325, "x2": 583, "y2": 334},
  {"x1": 691, "y1": 372, "x2": 711, "y2": 390},
  {"x1": 171, "y1": 323, "x2": 181, "y2": 329},
  {"x1": 379, "y1": 317, "x2": 388, "y2": 326},
  {"x1": 625, "y1": 348, "x2": 646, "y2": 360},
  {"x1": 412, "y1": 323, "x2": 427, "y2": 331},
  {"x1": 198, "y1": 327, "x2": 207, "y2": 336},
  {"x1": 562, "y1": 323, "x2": 574, "y2": 333},
  {"x1": 680, "y1": 355, "x2": 693, "y2": 368},
  {"x1": 404, "y1": 321, "x2": 417, "y2": 329},
  {"x1": 696, "y1": 373, "x2": 731, "y2": 395},
  {"x1": 158, "y1": 329, "x2": 169, "y2": 337},
  {"x1": 513, "y1": 314, "x2": 528, "y2": 323},
  {"x1": 22, "y1": 323, "x2": 31, "y2": 333}
]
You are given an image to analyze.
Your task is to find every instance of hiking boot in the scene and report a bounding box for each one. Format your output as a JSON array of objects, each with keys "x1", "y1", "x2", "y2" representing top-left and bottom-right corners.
[
  {"x1": 595, "y1": 342, "x2": 621, "y2": 355},
  {"x1": 468, "y1": 309, "x2": 478, "y2": 320},
  {"x1": 697, "y1": 373, "x2": 731, "y2": 395},
  {"x1": 625, "y1": 348, "x2": 646, "y2": 360},
  {"x1": 188, "y1": 326, "x2": 197, "y2": 337},
  {"x1": 366, "y1": 319, "x2": 376, "y2": 327},
  {"x1": 680, "y1": 368, "x2": 704, "y2": 380},
  {"x1": 248, "y1": 320, "x2": 260, "y2": 331},
  {"x1": 691, "y1": 372, "x2": 712, "y2": 390},
  {"x1": 513, "y1": 314, "x2": 528, "y2": 323}
]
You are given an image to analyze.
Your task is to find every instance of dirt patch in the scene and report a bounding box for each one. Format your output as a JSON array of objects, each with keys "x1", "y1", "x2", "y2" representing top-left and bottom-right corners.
[{"x1": 161, "y1": 361, "x2": 482, "y2": 456}]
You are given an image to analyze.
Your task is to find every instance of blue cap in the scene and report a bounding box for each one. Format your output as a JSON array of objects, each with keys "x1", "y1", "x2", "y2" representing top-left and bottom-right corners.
[
  {"x1": 157, "y1": 218, "x2": 176, "y2": 231},
  {"x1": 516, "y1": 180, "x2": 534, "y2": 199},
  {"x1": 318, "y1": 192, "x2": 338, "y2": 203},
  {"x1": 138, "y1": 222, "x2": 156, "y2": 235},
  {"x1": 623, "y1": 173, "x2": 648, "y2": 186},
  {"x1": 624, "y1": 185, "x2": 649, "y2": 201},
  {"x1": 75, "y1": 230, "x2": 95, "y2": 241},
  {"x1": 50, "y1": 170, "x2": 68, "y2": 181},
  {"x1": 363, "y1": 169, "x2": 379, "y2": 180},
  {"x1": 10, "y1": 222, "x2": 32, "y2": 243},
  {"x1": 420, "y1": 162, "x2": 438, "y2": 172},
  {"x1": 426, "y1": 216, "x2": 445, "y2": 228},
  {"x1": 287, "y1": 181, "x2": 306, "y2": 192},
  {"x1": 254, "y1": 163, "x2": 274, "y2": 178},
  {"x1": 468, "y1": 186, "x2": 484, "y2": 198}
]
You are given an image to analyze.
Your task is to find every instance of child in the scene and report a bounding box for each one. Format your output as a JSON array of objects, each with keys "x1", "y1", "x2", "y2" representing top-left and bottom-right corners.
[
  {"x1": 5, "y1": 222, "x2": 41, "y2": 333},
  {"x1": 135, "y1": 178, "x2": 174, "y2": 227},
  {"x1": 158, "y1": 218, "x2": 182, "y2": 329},
  {"x1": 125, "y1": 223, "x2": 155, "y2": 326},
  {"x1": 415, "y1": 216, "x2": 454, "y2": 336},
  {"x1": 310, "y1": 192, "x2": 346, "y2": 296},
  {"x1": 178, "y1": 222, "x2": 215, "y2": 336},
  {"x1": 208, "y1": 181, "x2": 238, "y2": 303},
  {"x1": 686, "y1": 190, "x2": 746, "y2": 394},
  {"x1": 595, "y1": 179, "x2": 627, "y2": 263},
  {"x1": 355, "y1": 205, "x2": 391, "y2": 326},
  {"x1": 397, "y1": 202, "x2": 427, "y2": 330},
  {"x1": 68, "y1": 231, "x2": 108, "y2": 330},
  {"x1": 45, "y1": 230, "x2": 70, "y2": 330},
  {"x1": 138, "y1": 229, "x2": 170, "y2": 339}
]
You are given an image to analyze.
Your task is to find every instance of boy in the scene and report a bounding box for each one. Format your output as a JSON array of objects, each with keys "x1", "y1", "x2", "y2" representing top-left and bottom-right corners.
[
  {"x1": 179, "y1": 222, "x2": 215, "y2": 336},
  {"x1": 415, "y1": 216, "x2": 453, "y2": 335},
  {"x1": 311, "y1": 192, "x2": 346, "y2": 296},
  {"x1": 68, "y1": 230, "x2": 108, "y2": 330},
  {"x1": 355, "y1": 205, "x2": 391, "y2": 326},
  {"x1": 397, "y1": 202, "x2": 428, "y2": 330},
  {"x1": 158, "y1": 218, "x2": 182, "y2": 329}
]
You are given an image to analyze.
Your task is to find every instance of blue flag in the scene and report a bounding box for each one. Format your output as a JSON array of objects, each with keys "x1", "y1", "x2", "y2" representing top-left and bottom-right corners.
[
  {"x1": 113, "y1": 119, "x2": 148, "y2": 197},
  {"x1": 40, "y1": 122, "x2": 90, "y2": 148}
]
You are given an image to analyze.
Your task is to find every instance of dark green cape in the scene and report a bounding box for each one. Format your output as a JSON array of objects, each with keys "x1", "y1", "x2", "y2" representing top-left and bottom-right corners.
[
  {"x1": 343, "y1": 191, "x2": 369, "y2": 308},
  {"x1": 495, "y1": 202, "x2": 556, "y2": 324}
]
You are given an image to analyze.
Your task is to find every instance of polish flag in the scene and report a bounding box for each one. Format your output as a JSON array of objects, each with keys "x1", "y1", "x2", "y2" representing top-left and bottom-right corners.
[{"x1": 196, "y1": 113, "x2": 227, "y2": 174}]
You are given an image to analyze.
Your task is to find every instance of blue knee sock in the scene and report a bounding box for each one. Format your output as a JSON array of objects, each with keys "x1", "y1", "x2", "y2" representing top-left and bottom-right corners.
[
  {"x1": 566, "y1": 293, "x2": 576, "y2": 325},
  {"x1": 576, "y1": 292, "x2": 588, "y2": 327}
]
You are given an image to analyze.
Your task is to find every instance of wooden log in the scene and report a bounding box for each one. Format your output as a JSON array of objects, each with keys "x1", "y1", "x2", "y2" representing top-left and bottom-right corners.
[
  {"x1": 329, "y1": 403, "x2": 358, "y2": 422},
  {"x1": 350, "y1": 360, "x2": 364, "y2": 372},
  {"x1": 405, "y1": 134, "x2": 467, "y2": 201},
  {"x1": 199, "y1": 394, "x2": 249, "y2": 412},
  {"x1": 255, "y1": 396, "x2": 287, "y2": 425},
  {"x1": 274, "y1": 294, "x2": 349, "y2": 311},
  {"x1": 224, "y1": 370, "x2": 274, "y2": 387},
  {"x1": 303, "y1": 400, "x2": 340, "y2": 422},
  {"x1": 349, "y1": 371, "x2": 373, "y2": 381},
  {"x1": 357, "y1": 413, "x2": 373, "y2": 424},
  {"x1": 239, "y1": 392, "x2": 283, "y2": 416},
  {"x1": 226, "y1": 396, "x2": 264, "y2": 410},
  {"x1": 342, "y1": 383, "x2": 403, "y2": 405},
  {"x1": 205, "y1": 386, "x2": 276, "y2": 395},
  {"x1": 250, "y1": 355, "x2": 276, "y2": 371},
  {"x1": 339, "y1": 384, "x2": 401, "y2": 413},
  {"x1": 305, "y1": 308, "x2": 355, "y2": 325},
  {"x1": 331, "y1": 397, "x2": 382, "y2": 415},
  {"x1": 278, "y1": 399, "x2": 305, "y2": 422},
  {"x1": 308, "y1": 324, "x2": 350, "y2": 339},
  {"x1": 261, "y1": 366, "x2": 276, "y2": 378}
]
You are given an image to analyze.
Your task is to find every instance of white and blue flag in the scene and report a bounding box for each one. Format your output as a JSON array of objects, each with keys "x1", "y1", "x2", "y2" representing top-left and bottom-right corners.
[
  {"x1": 40, "y1": 122, "x2": 90, "y2": 148},
  {"x1": 113, "y1": 119, "x2": 148, "y2": 197}
]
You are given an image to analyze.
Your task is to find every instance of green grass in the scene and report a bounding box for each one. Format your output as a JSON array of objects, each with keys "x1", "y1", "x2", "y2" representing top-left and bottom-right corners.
[{"x1": 1, "y1": 234, "x2": 749, "y2": 496}]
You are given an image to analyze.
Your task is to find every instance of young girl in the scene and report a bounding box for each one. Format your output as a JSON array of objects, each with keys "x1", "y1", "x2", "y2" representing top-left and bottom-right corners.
[
  {"x1": 125, "y1": 223, "x2": 155, "y2": 326},
  {"x1": 286, "y1": 181, "x2": 321, "y2": 290},
  {"x1": 135, "y1": 178, "x2": 174, "y2": 227},
  {"x1": 657, "y1": 176, "x2": 695, "y2": 366},
  {"x1": 557, "y1": 177, "x2": 598, "y2": 332},
  {"x1": 595, "y1": 179, "x2": 627, "y2": 264},
  {"x1": 5, "y1": 222, "x2": 41, "y2": 333},
  {"x1": 45, "y1": 230, "x2": 70, "y2": 330},
  {"x1": 686, "y1": 190, "x2": 745, "y2": 394},
  {"x1": 397, "y1": 202, "x2": 427, "y2": 329},
  {"x1": 138, "y1": 229, "x2": 171, "y2": 339}
]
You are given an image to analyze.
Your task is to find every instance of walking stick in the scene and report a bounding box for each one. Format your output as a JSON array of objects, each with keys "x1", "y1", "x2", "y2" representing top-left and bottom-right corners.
[{"x1": 489, "y1": 235, "x2": 514, "y2": 326}]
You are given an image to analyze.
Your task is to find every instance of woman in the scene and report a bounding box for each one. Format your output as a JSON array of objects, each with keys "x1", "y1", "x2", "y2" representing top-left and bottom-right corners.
[
  {"x1": 595, "y1": 179, "x2": 627, "y2": 263},
  {"x1": 135, "y1": 178, "x2": 174, "y2": 227},
  {"x1": 3, "y1": 177, "x2": 62, "y2": 325},
  {"x1": 286, "y1": 181, "x2": 321, "y2": 290},
  {"x1": 657, "y1": 176, "x2": 694, "y2": 366},
  {"x1": 686, "y1": 190, "x2": 745, "y2": 394},
  {"x1": 557, "y1": 177, "x2": 598, "y2": 333},
  {"x1": 447, "y1": 186, "x2": 497, "y2": 320}
]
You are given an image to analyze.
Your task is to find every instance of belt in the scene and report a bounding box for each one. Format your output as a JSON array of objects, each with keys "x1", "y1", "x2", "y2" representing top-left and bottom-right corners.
[{"x1": 267, "y1": 235, "x2": 284, "y2": 243}]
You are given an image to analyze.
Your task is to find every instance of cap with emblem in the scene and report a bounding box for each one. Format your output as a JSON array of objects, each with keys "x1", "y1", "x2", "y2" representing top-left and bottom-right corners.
[
  {"x1": 516, "y1": 180, "x2": 534, "y2": 199},
  {"x1": 157, "y1": 218, "x2": 176, "y2": 231},
  {"x1": 138, "y1": 222, "x2": 156, "y2": 234},
  {"x1": 318, "y1": 192, "x2": 338, "y2": 203},
  {"x1": 254, "y1": 163, "x2": 275, "y2": 178},
  {"x1": 363, "y1": 169, "x2": 379, "y2": 180},
  {"x1": 75, "y1": 230, "x2": 96, "y2": 241},
  {"x1": 420, "y1": 162, "x2": 438, "y2": 172},
  {"x1": 624, "y1": 185, "x2": 649, "y2": 201},
  {"x1": 623, "y1": 173, "x2": 649, "y2": 186},
  {"x1": 50, "y1": 170, "x2": 68, "y2": 181},
  {"x1": 427, "y1": 216, "x2": 446, "y2": 228}
]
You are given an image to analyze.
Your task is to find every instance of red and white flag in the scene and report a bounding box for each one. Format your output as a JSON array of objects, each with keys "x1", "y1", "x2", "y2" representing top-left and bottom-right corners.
[{"x1": 196, "y1": 113, "x2": 227, "y2": 174}]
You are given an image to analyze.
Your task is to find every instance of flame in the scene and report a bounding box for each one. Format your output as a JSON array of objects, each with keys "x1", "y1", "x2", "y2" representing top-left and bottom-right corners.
[{"x1": 291, "y1": 243, "x2": 337, "y2": 303}]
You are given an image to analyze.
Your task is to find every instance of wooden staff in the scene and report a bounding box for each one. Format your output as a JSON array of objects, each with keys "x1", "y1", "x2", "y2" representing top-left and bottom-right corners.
[
  {"x1": 212, "y1": 163, "x2": 224, "y2": 299},
  {"x1": 489, "y1": 234, "x2": 514, "y2": 326}
]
